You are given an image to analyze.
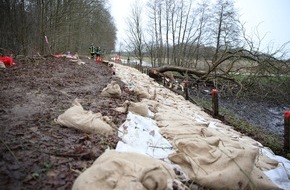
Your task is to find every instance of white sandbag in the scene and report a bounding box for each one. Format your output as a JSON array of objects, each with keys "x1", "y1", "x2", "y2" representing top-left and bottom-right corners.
[{"x1": 55, "y1": 99, "x2": 113, "y2": 136}]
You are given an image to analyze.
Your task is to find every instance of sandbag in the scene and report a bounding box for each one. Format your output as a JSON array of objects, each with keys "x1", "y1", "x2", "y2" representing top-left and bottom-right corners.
[
  {"x1": 127, "y1": 102, "x2": 151, "y2": 117},
  {"x1": 114, "y1": 100, "x2": 152, "y2": 117},
  {"x1": 133, "y1": 86, "x2": 157, "y2": 101},
  {"x1": 100, "y1": 81, "x2": 122, "y2": 98},
  {"x1": 55, "y1": 99, "x2": 113, "y2": 136},
  {"x1": 72, "y1": 150, "x2": 186, "y2": 190},
  {"x1": 0, "y1": 61, "x2": 5, "y2": 69},
  {"x1": 133, "y1": 86, "x2": 150, "y2": 100},
  {"x1": 169, "y1": 136, "x2": 278, "y2": 190}
]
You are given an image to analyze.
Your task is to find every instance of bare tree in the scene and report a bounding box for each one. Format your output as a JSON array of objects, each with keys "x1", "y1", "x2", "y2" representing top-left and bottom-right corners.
[
  {"x1": 125, "y1": 0, "x2": 145, "y2": 67},
  {"x1": 147, "y1": 0, "x2": 164, "y2": 66},
  {"x1": 143, "y1": 0, "x2": 289, "y2": 103},
  {"x1": 211, "y1": 0, "x2": 240, "y2": 61},
  {"x1": 192, "y1": 0, "x2": 210, "y2": 67},
  {"x1": 146, "y1": 0, "x2": 198, "y2": 67}
]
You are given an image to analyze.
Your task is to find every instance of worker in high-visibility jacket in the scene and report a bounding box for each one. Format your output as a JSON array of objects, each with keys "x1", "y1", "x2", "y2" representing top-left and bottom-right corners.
[
  {"x1": 89, "y1": 44, "x2": 96, "y2": 58},
  {"x1": 96, "y1": 46, "x2": 101, "y2": 58},
  {"x1": 95, "y1": 47, "x2": 102, "y2": 63}
]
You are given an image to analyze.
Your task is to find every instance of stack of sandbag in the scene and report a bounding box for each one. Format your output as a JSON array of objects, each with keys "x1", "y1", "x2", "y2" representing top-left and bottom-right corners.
[
  {"x1": 112, "y1": 63, "x2": 287, "y2": 189},
  {"x1": 71, "y1": 63, "x2": 290, "y2": 190}
]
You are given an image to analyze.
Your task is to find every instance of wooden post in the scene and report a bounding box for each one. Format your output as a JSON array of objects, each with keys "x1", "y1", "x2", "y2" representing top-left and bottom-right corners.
[
  {"x1": 211, "y1": 89, "x2": 219, "y2": 118},
  {"x1": 184, "y1": 80, "x2": 189, "y2": 100},
  {"x1": 44, "y1": 36, "x2": 52, "y2": 55},
  {"x1": 284, "y1": 111, "x2": 290, "y2": 151}
]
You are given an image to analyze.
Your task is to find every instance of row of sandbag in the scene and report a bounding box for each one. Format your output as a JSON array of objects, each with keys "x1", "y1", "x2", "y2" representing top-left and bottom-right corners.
[
  {"x1": 54, "y1": 75, "x2": 188, "y2": 189},
  {"x1": 111, "y1": 63, "x2": 290, "y2": 190},
  {"x1": 55, "y1": 62, "x2": 290, "y2": 190}
]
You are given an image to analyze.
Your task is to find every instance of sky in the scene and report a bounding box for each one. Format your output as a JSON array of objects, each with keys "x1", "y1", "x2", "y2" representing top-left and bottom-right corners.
[{"x1": 108, "y1": 0, "x2": 290, "y2": 56}]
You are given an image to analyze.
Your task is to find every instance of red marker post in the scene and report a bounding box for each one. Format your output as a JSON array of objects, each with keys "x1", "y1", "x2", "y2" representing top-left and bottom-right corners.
[
  {"x1": 284, "y1": 111, "x2": 290, "y2": 151},
  {"x1": 211, "y1": 89, "x2": 219, "y2": 118}
]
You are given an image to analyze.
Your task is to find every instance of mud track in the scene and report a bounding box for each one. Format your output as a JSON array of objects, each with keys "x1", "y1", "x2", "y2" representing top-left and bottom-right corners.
[{"x1": 0, "y1": 57, "x2": 137, "y2": 189}]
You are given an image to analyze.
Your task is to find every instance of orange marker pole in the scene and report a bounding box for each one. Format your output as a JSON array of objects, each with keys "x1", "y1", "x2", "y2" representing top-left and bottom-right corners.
[
  {"x1": 212, "y1": 89, "x2": 219, "y2": 118},
  {"x1": 284, "y1": 111, "x2": 290, "y2": 151}
]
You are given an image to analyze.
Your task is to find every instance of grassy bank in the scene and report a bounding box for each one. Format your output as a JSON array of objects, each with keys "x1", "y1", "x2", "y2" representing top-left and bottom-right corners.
[{"x1": 190, "y1": 96, "x2": 286, "y2": 158}]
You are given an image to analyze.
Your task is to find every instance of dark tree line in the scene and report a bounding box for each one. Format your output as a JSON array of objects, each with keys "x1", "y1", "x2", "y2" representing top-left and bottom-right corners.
[{"x1": 0, "y1": 0, "x2": 116, "y2": 56}]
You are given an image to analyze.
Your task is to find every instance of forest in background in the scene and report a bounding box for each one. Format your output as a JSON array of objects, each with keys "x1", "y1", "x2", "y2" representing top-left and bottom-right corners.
[{"x1": 0, "y1": 0, "x2": 116, "y2": 56}]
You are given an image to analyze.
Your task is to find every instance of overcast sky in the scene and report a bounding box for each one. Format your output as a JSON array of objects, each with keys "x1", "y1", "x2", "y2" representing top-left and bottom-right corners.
[{"x1": 108, "y1": 0, "x2": 290, "y2": 55}]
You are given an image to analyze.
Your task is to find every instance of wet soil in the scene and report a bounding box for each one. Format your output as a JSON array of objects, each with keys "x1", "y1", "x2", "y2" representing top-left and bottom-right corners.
[
  {"x1": 189, "y1": 86, "x2": 289, "y2": 147},
  {"x1": 220, "y1": 98, "x2": 289, "y2": 138},
  {"x1": 0, "y1": 57, "x2": 136, "y2": 190}
]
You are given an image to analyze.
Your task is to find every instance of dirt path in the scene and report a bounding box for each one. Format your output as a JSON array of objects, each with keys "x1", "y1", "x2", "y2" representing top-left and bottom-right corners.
[{"x1": 0, "y1": 58, "x2": 136, "y2": 189}]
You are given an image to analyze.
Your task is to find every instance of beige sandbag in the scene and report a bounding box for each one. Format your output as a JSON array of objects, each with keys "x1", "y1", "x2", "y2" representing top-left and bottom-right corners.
[
  {"x1": 132, "y1": 86, "x2": 157, "y2": 101},
  {"x1": 55, "y1": 99, "x2": 113, "y2": 136},
  {"x1": 0, "y1": 61, "x2": 5, "y2": 69},
  {"x1": 114, "y1": 100, "x2": 151, "y2": 117},
  {"x1": 169, "y1": 137, "x2": 278, "y2": 190},
  {"x1": 127, "y1": 101, "x2": 150, "y2": 117},
  {"x1": 100, "y1": 81, "x2": 122, "y2": 98},
  {"x1": 133, "y1": 86, "x2": 150, "y2": 99},
  {"x1": 72, "y1": 150, "x2": 186, "y2": 190}
]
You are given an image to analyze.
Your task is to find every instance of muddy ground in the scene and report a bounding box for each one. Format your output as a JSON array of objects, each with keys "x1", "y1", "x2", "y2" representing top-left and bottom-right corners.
[
  {"x1": 0, "y1": 57, "x2": 287, "y2": 190},
  {"x1": 0, "y1": 57, "x2": 138, "y2": 190},
  {"x1": 190, "y1": 88, "x2": 289, "y2": 139},
  {"x1": 220, "y1": 98, "x2": 289, "y2": 138}
]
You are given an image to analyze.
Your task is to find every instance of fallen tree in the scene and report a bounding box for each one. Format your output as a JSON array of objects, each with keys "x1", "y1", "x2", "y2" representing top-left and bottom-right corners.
[
  {"x1": 147, "y1": 48, "x2": 290, "y2": 101},
  {"x1": 148, "y1": 65, "x2": 206, "y2": 78},
  {"x1": 148, "y1": 64, "x2": 242, "y2": 96}
]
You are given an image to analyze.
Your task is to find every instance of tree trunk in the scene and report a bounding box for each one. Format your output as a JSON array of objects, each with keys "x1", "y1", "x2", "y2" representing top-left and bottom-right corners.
[{"x1": 148, "y1": 65, "x2": 206, "y2": 79}]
